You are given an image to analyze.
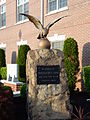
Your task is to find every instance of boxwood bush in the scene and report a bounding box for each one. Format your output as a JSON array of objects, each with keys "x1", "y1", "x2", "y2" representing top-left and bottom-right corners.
[
  {"x1": 0, "y1": 67, "x2": 7, "y2": 79},
  {"x1": 0, "y1": 49, "x2": 6, "y2": 69},
  {"x1": 16, "y1": 45, "x2": 30, "y2": 82},
  {"x1": 63, "y1": 38, "x2": 79, "y2": 92},
  {"x1": 0, "y1": 85, "x2": 13, "y2": 120},
  {"x1": 2, "y1": 86, "x2": 13, "y2": 95},
  {"x1": 20, "y1": 83, "x2": 26, "y2": 100},
  {"x1": 83, "y1": 66, "x2": 90, "y2": 95}
]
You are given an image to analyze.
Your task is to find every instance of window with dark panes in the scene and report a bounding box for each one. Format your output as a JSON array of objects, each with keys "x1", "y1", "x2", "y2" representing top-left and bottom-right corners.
[
  {"x1": 48, "y1": 0, "x2": 57, "y2": 12},
  {"x1": 0, "y1": 3, "x2": 6, "y2": 28},
  {"x1": 17, "y1": 0, "x2": 29, "y2": 22},
  {"x1": 52, "y1": 41, "x2": 64, "y2": 51},
  {"x1": 48, "y1": 0, "x2": 67, "y2": 13},
  {"x1": 58, "y1": 0, "x2": 67, "y2": 8}
]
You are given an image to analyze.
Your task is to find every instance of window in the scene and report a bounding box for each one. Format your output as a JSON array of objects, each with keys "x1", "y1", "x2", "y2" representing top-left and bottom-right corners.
[
  {"x1": 48, "y1": 34, "x2": 65, "y2": 51},
  {"x1": 48, "y1": 0, "x2": 57, "y2": 12},
  {"x1": 17, "y1": 39, "x2": 27, "y2": 47},
  {"x1": 59, "y1": 0, "x2": 67, "y2": 8},
  {"x1": 17, "y1": 0, "x2": 29, "y2": 22},
  {"x1": 0, "y1": 42, "x2": 6, "y2": 57},
  {"x1": 0, "y1": 3, "x2": 6, "y2": 28},
  {"x1": 48, "y1": 0, "x2": 67, "y2": 13},
  {"x1": 52, "y1": 41, "x2": 64, "y2": 50}
]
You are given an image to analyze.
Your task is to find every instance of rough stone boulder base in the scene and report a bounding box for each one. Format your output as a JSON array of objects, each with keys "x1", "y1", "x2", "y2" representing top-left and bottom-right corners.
[{"x1": 26, "y1": 49, "x2": 71, "y2": 120}]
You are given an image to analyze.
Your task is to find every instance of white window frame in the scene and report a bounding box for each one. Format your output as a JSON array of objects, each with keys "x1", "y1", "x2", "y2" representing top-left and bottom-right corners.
[
  {"x1": 16, "y1": 0, "x2": 29, "y2": 23},
  {"x1": 0, "y1": 0, "x2": 6, "y2": 28},
  {"x1": 17, "y1": 39, "x2": 27, "y2": 47},
  {"x1": 47, "y1": 0, "x2": 68, "y2": 14},
  {"x1": 48, "y1": 34, "x2": 65, "y2": 51},
  {"x1": 0, "y1": 42, "x2": 6, "y2": 57},
  {"x1": 0, "y1": 42, "x2": 6, "y2": 50},
  {"x1": 0, "y1": 0, "x2": 6, "y2": 5}
]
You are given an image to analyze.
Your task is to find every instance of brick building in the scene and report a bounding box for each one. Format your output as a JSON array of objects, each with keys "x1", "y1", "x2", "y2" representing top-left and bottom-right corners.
[{"x1": 0, "y1": 0, "x2": 90, "y2": 89}]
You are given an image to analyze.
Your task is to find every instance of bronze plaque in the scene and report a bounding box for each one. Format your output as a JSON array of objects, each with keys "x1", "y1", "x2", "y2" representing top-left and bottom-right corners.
[{"x1": 37, "y1": 65, "x2": 60, "y2": 84}]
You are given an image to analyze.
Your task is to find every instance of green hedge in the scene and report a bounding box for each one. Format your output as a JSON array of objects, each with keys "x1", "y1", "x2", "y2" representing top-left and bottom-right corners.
[
  {"x1": 83, "y1": 66, "x2": 90, "y2": 95},
  {"x1": 0, "y1": 49, "x2": 6, "y2": 69},
  {"x1": 2, "y1": 86, "x2": 13, "y2": 95},
  {"x1": 16, "y1": 45, "x2": 30, "y2": 82},
  {"x1": 18, "y1": 65, "x2": 26, "y2": 82},
  {"x1": 0, "y1": 85, "x2": 13, "y2": 120},
  {"x1": 20, "y1": 83, "x2": 26, "y2": 100},
  {"x1": 63, "y1": 38, "x2": 79, "y2": 92},
  {"x1": 0, "y1": 67, "x2": 7, "y2": 79}
]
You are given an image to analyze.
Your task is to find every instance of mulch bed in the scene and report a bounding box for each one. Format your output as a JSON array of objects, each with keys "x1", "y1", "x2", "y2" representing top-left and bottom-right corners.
[
  {"x1": 70, "y1": 92, "x2": 90, "y2": 119},
  {"x1": 13, "y1": 92, "x2": 90, "y2": 120}
]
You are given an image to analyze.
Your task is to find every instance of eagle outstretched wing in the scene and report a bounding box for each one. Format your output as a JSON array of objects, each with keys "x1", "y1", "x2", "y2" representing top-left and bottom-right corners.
[
  {"x1": 20, "y1": 13, "x2": 69, "y2": 39},
  {"x1": 20, "y1": 13, "x2": 43, "y2": 30},
  {"x1": 46, "y1": 15, "x2": 68, "y2": 29}
]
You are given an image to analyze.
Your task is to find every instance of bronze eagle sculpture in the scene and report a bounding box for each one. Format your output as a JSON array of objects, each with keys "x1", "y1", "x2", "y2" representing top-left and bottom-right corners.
[{"x1": 20, "y1": 13, "x2": 68, "y2": 39}]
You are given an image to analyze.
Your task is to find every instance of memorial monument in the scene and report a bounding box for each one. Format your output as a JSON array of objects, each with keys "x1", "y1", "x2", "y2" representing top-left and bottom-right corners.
[
  {"x1": 21, "y1": 13, "x2": 72, "y2": 120},
  {"x1": 1, "y1": 64, "x2": 23, "y2": 92}
]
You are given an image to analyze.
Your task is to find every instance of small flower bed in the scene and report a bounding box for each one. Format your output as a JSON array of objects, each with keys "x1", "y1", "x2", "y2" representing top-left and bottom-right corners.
[{"x1": 0, "y1": 83, "x2": 13, "y2": 120}]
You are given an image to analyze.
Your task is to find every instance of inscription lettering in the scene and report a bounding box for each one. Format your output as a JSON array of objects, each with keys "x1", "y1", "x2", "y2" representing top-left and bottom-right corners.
[{"x1": 37, "y1": 65, "x2": 60, "y2": 84}]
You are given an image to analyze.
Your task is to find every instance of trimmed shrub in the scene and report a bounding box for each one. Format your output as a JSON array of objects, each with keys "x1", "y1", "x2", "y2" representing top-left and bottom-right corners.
[
  {"x1": 0, "y1": 67, "x2": 7, "y2": 79},
  {"x1": 0, "y1": 85, "x2": 13, "y2": 120},
  {"x1": 20, "y1": 83, "x2": 26, "y2": 100},
  {"x1": 2, "y1": 86, "x2": 13, "y2": 95},
  {"x1": 16, "y1": 45, "x2": 30, "y2": 82},
  {"x1": 63, "y1": 37, "x2": 79, "y2": 92},
  {"x1": 0, "y1": 49, "x2": 6, "y2": 69},
  {"x1": 0, "y1": 74, "x2": 1, "y2": 80},
  {"x1": 18, "y1": 65, "x2": 26, "y2": 82},
  {"x1": 83, "y1": 66, "x2": 90, "y2": 95}
]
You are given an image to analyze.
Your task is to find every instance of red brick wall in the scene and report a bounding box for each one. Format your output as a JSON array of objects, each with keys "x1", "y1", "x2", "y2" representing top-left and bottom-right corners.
[
  {"x1": 44, "y1": 0, "x2": 90, "y2": 69},
  {"x1": 0, "y1": 0, "x2": 90, "y2": 90},
  {"x1": 0, "y1": 0, "x2": 89, "y2": 67},
  {"x1": 4, "y1": 82, "x2": 21, "y2": 92},
  {"x1": 44, "y1": 0, "x2": 90, "y2": 90}
]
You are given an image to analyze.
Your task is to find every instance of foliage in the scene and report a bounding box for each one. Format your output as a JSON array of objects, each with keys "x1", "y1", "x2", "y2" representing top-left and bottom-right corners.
[
  {"x1": 16, "y1": 45, "x2": 30, "y2": 82},
  {"x1": 2, "y1": 86, "x2": 13, "y2": 95},
  {"x1": 83, "y1": 66, "x2": 90, "y2": 95},
  {"x1": 0, "y1": 74, "x2": 1, "y2": 80},
  {"x1": 16, "y1": 45, "x2": 30, "y2": 65},
  {"x1": 18, "y1": 65, "x2": 26, "y2": 82},
  {"x1": 0, "y1": 67, "x2": 7, "y2": 79},
  {"x1": 0, "y1": 85, "x2": 13, "y2": 120},
  {"x1": 71, "y1": 106, "x2": 90, "y2": 120},
  {"x1": 63, "y1": 38, "x2": 79, "y2": 92},
  {"x1": 20, "y1": 83, "x2": 26, "y2": 100},
  {"x1": 0, "y1": 49, "x2": 6, "y2": 69}
]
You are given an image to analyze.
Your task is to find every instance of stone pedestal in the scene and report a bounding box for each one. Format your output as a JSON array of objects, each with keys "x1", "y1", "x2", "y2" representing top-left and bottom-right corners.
[{"x1": 26, "y1": 49, "x2": 72, "y2": 120}]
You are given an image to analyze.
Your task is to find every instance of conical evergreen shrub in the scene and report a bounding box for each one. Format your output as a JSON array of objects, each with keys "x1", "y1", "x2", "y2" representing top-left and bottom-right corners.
[
  {"x1": 63, "y1": 38, "x2": 79, "y2": 92},
  {"x1": 0, "y1": 48, "x2": 6, "y2": 69},
  {"x1": 16, "y1": 45, "x2": 30, "y2": 82}
]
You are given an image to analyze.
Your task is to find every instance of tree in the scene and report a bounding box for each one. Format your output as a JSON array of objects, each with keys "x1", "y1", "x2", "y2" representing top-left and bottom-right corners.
[
  {"x1": 0, "y1": 48, "x2": 6, "y2": 69},
  {"x1": 63, "y1": 37, "x2": 79, "y2": 92},
  {"x1": 16, "y1": 45, "x2": 30, "y2": 82}
]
